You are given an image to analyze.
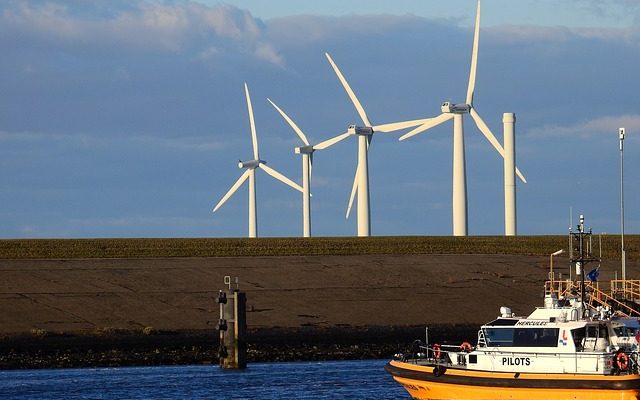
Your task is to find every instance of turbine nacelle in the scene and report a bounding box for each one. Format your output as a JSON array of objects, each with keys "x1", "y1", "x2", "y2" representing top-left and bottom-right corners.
[
  {"x1": 348, "y1": 124, "x2": 374, "y2": 136},
  {"x1": 294, "y1": 145, "x2": 314, "y2": 155},
  {"x1": 238, "y1": 159, "x2": 263, "y2": 169},
  {"x1": 441, "y1": 101, "x2": 471, "y2": 114}
]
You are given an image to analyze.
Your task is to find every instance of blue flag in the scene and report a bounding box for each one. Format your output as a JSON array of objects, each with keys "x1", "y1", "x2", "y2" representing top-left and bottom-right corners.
[{"x1": 587, "y1": 267, "x2": 600, "y2": 282}]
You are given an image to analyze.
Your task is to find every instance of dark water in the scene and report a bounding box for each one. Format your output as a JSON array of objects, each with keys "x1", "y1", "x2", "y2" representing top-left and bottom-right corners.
[{"x1": 0, "y1": 359, "x2": 407, "y2": 399}]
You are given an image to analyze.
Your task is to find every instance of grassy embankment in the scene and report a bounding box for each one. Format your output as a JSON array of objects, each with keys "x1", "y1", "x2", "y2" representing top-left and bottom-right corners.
[{"x1": 0, "y1": 235, "x2": 637, "y2": 261}]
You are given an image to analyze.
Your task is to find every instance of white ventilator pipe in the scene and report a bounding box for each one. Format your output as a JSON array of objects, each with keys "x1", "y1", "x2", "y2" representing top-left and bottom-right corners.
[
  {"x1": 452, "y1": 114, "x2": 468, "y2": 236},
  {"x1": 357, "y1": 135, "x2": 371, "y2": 237},
  {"x1": 503, "y1": 113, "x2": 516, "y2": 236}
]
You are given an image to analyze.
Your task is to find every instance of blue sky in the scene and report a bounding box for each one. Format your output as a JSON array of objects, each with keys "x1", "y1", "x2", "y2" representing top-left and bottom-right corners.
[{"x1": 0, "y1": 0, "x2": 639, "y2": 238}]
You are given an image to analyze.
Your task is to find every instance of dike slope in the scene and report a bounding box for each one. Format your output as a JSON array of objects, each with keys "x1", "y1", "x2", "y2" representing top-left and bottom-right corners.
[
  {"x1": 2, "y1": 253, "x2": 635, "y2": 333},
  {"x1": 1, "y1": 252, "x2": 636, "y2": 368}
]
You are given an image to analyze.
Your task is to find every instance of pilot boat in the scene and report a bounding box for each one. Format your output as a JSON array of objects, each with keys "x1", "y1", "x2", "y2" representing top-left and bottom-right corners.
[
  {"x1": 386, "y1": 302, "x2": 640, "y2": 400},
  {"x1": 386, "y1": 217, "x2": 640, "y2": 399}
]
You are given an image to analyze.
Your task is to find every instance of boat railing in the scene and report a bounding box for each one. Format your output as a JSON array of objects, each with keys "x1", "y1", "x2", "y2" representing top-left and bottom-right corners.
[
  {"x1": 401, "y1": 342, "x2": 474, "y2": 364},
  {"x1": 611, "y1": 280, "x2": 640, "y2": 303},
  {"x1": 544, "y1": 279, "x2": 574, "y2": 298},
  {"x1": 399, "y1": 343, "x2": 640, "y2": 375},
  {"x1": 455, "y1": 348, "x2": 638, "y2": 375},
  {"x1": 477, "y1": 329, "x2": 486, "y2": 348},
  {"x1": 544, "y1": 279, "x2": 640, "y2": 318},
  {"x1": 584, "y1": 281, "x2": 640, "y2": 318}
]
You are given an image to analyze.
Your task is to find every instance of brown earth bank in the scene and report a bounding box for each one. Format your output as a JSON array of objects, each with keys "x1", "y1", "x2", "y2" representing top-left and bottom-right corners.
[{"x1": 1, "y1": 252, "x2": 636, "y2": 369}]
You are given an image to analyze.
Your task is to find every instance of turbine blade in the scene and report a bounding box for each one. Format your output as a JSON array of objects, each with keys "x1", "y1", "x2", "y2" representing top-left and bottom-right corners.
[
  {"x1": 470, "y1": 108, "x2": 504, "y2": 157},
  {"x1": 245, "y1": 83, "x2": 259, "y2": 160},
  {"x1": 213, "y1": 169, "x2": 251, "y2": 212},
  {"x1": 325, "y1": 52, "x2": 372, "y2": 127},
  {"x1": 466, "y1": 0, "x2": 481, "y2": 105},
  {"x1": 259, "y1": 163, "x2": 303, "y2": 192},
  {"x1": 373, "y1": 118, "x2": 432, "y2": 133},
  {"x1": 516, "y1": 167, "x2": 527, "y2": 184},
  {"x1": 313, "y1": 131, "x2": 351, "y2": 150},
  {"x1": 470, "y1": 108, "x2": 527, "y2": 183},
  {"x1": 309, "y1": 152, "x2": 313, "y2": 179},
  {"x1": 346, "y1": 165, "x2": 359, "y2": 219},
  {"x1": 267, "y1": 98, "x2": 310, "y2": 146},
  {"x1": 398, "y1": 113, "x2": 454, "y2": 141}
]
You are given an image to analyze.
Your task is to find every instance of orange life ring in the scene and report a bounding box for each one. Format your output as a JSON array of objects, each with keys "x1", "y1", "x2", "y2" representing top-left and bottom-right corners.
[
  {"x1": 460, "y1": 341, "x2": 473, "y2": 352},
  {"x1": 432, "y1": 343, "x2": 441, "y2": 360},
  {"x1": 617, "y1": 352, "x2": 629, "y2": 370}
]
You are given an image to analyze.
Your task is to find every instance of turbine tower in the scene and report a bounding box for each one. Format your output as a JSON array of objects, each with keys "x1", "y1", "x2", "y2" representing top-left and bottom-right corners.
[
  {"x1": 399, "y1": 0, "x2": 526, "y2": 236},
  {"x1": 319, "y1": 52, "x2": 430, "y2": 237},
  {"x1": 213, "y1": 83, "x2": 303, "y2": 238}
]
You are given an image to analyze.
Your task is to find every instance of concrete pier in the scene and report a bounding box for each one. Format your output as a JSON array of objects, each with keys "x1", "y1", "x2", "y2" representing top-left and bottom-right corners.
[{"x1": 217, "y1": 276, "x2": 246, "y2": 369}]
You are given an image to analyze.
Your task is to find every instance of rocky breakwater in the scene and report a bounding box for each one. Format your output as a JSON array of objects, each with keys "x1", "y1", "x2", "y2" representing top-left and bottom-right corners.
[{"x1": 0, "y1": 325, "x2": 477, "y2": 369}]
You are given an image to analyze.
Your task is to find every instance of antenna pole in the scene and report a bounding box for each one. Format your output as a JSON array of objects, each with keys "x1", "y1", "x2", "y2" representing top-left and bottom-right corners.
[
  {"x1": 570, "y1": 215, "x2": 598, "y2": 318},
  {"x1": 619, "y1": 127, "x2": 626, "y2": 282},
  {"x1": 579, "y1": 216, "x2": 586, "y2": 314}
]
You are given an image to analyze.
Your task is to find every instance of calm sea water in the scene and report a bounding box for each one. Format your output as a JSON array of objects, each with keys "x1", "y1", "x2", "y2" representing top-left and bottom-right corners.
[{"x1": 0, "y1": 359, "x2": 408, "y2": 399}]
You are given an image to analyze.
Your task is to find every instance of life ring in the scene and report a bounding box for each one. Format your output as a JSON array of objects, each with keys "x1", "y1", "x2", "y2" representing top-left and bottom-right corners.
[
  {"x1": 460, "y1": 341, "x2": 473, "y2": 352},
  {"x1": 432, "y1": 343, "x2": 441, "y2": 360},
  {"x1": 617, "y1": 351, "x2": 629, "y2": 370}
]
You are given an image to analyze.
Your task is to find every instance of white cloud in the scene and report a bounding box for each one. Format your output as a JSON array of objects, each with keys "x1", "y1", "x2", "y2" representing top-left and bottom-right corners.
[
  {"x1": 131, "y1": 135, "x2": 225, "y2": 152},
  {"x1": 0, "y1": 1, "x2": 283, "y2": 64},
  {"x1": 266, "y1": 13, "x2": 431, "y2": 48},
  {"x1": 487, "y1": 25, "x2": 573, "y2": 44},
  {"x1": 487, "y1": 24, "x2": 639, "y2": 45},
  {"x1": 526, "y1": 114, "x2": 640, "y2": 139},
  {"x1": 0, "y1": 130, "x2": 224, "y2": 152}
]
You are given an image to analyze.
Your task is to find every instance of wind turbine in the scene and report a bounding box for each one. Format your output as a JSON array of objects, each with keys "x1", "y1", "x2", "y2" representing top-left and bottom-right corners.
[
  {"x1": 399, "y1": 0, "x2": 526, "y2": 236},
  {"x1": 212, "y1": 83, "x2": 303, "y2": 238},
  {"x1": 267, "y1": 98, "x2": 316, "y2": 238},
  {"x1": 319, "y1": 52, "x2": 430, "y2": 237}
]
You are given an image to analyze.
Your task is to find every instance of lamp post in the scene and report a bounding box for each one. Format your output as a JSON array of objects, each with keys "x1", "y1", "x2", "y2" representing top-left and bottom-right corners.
[
  {"x1": 550, "y1": 249, "x2": 565, "y2": 293},
  {"x1": 619, "y1": 127, "x2": 626, "y2": 282}
]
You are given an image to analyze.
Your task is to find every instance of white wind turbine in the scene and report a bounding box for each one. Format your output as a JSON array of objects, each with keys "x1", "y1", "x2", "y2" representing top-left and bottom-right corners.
[
  {"x1": 319, "y1": 52, "x2": 431, "y2": 237},
  {"x1": 213, "y1": 83, "x2": 303, "y2": 238},
  {"x1": 267, "y1": 98, "x2": 316, "y2": 238},
  {"x1": 399, "y1": 0, "x2": 526, "y2": 236}
]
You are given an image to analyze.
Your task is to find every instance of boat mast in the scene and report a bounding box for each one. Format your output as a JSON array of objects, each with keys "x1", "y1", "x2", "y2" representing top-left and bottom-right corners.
[{"x1": 570, "y1": 215, "x2": 599, "y2": 318}]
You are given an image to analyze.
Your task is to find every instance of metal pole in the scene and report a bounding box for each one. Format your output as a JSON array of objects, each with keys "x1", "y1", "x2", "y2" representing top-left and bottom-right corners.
[
  {"x1": 619, "y1": 128, "x2": 626, "y2": 281},
  {"x1": 579, "y1": 215, "x2": 586, "y2": 317}
]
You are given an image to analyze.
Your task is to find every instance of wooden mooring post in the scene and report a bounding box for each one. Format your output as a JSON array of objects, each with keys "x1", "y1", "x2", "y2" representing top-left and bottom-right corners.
[{"x1": 216, "y1": 276, "x2": 246, "y2": 369}]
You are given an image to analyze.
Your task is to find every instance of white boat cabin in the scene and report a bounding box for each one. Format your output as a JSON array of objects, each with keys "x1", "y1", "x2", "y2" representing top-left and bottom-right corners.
[{"x1": 436, "y1": 298, "x2": 637, "y2": 375}]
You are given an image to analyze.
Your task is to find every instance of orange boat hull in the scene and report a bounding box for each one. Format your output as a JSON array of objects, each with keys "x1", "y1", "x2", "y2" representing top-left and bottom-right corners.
[{"x1": 386, "y1": 360, "x2": 640, "y2": 400}]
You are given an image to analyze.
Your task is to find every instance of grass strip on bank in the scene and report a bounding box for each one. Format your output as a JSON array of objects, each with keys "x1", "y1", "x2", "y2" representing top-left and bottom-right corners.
[{"x1": 0, "y1": 236, "x2": 637, "y2": 261}]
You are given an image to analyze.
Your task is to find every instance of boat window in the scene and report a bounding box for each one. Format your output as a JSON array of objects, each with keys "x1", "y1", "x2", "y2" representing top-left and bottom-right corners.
[
  {"x1": 485, "y1": 328, "x2": 514, "y2": 346},
  {"x1": 485, "y1": 319, "x2": 519, "y2": 326},
  {"x1": 571, "y1": 327, "x2": 585, "y2": 350},
  {"x1": 599, "y1": 324, "x2": 609, "y2": 340},
  {"x1": 615, "y1": 326, "x2": 639, "y2": 336},
  {"x1": 586, "y1": 325, "x2": 598, "y2": 338},
  {"x1": 513, "y1": 328, "x2": 559, "y2": 347},
  {"x1": 485, "y1": 328, "x2": 559, "y2": 347}
]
